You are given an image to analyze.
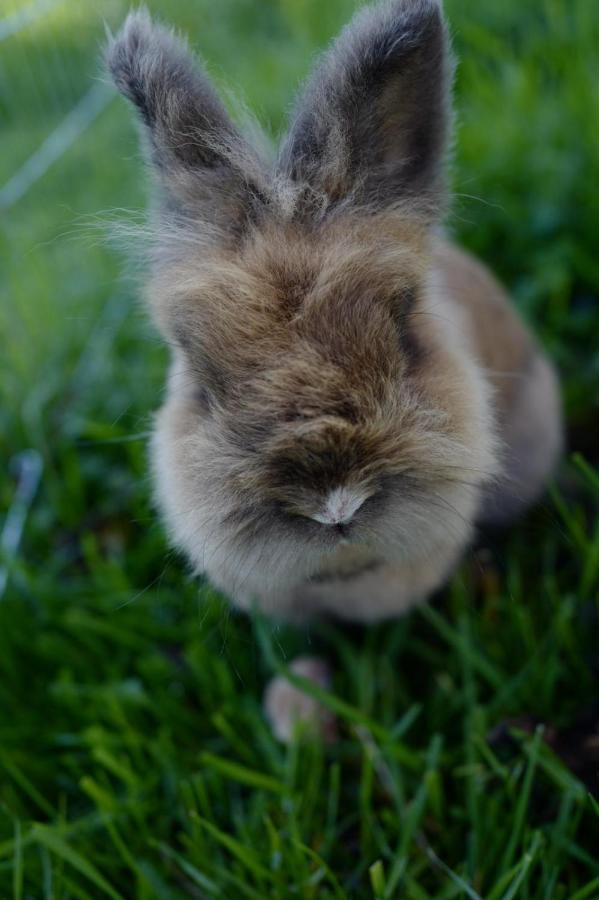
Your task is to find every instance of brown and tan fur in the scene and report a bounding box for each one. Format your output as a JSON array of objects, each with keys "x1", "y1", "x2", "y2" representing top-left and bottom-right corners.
[{"x1": 107, "y1": 2, "x2": 562, "y2": 634}]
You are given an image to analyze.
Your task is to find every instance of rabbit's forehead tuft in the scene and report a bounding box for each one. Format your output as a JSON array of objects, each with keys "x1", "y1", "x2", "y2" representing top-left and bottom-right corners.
[
  {"x1": 150, "y1": 212, "x2": 433, "y2": 436},
  {"x1": 150, "y1": 211, "x2": 428, "y2": 336}
]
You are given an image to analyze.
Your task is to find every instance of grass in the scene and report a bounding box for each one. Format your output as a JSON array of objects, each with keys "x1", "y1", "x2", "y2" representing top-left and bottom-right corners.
[{"x1": 1, "y1": 0, "x2": 598, "y2": 896}]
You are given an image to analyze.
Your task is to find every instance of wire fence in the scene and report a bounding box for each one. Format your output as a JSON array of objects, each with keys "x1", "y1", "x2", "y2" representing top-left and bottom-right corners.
[
  {"x1": 0, "y1": 82, "x2": 112, "y2": 209},
  {"x1": 0, "y1": 1, "x2": 129, "y2": 594},
  {"x1": 0, "y1": 1, "x2": 121, "y2": 193},
  {"x1": 0, "y1": 0, "x2": 62, "y2": 43}
]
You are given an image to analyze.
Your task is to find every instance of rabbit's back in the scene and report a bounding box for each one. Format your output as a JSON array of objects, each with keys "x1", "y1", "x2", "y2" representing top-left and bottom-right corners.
[{"x1": 434, "y1": 241, "x2": 562, "y2": 524}]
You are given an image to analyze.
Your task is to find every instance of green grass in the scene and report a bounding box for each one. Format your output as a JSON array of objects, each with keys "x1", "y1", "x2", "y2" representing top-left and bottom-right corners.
[{"x1": 1, "y1": 0, "x2": 598, "y2": 896}]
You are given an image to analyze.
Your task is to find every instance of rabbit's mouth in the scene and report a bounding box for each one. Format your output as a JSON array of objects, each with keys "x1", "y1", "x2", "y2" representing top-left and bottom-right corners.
[{"x1": 317, "y1": 520, "x2": 353, "y2": 545}]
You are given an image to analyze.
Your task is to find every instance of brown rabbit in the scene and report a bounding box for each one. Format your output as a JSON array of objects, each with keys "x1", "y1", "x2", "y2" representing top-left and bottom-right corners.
[{"x1": 107, "y1": 2, "x2": 561, "y2": 730}]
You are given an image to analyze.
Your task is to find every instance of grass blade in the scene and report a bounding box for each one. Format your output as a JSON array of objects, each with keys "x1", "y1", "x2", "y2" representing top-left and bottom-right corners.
[{"x1": 32, "y1": 826, "x2": 123, "y2": 900}]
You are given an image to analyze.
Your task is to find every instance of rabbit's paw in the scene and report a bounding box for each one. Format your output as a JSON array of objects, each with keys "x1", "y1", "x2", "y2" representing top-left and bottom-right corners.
[{"x1": 263, "y1": 656, "x2": 337, "y2": 744}]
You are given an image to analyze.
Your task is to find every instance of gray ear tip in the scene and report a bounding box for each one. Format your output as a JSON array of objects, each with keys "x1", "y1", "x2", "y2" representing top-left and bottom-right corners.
[
  {"x1": 106, "y1": 7, "x2": 152, "y2": 53},
  {"x1": 375, "y1": 0, "x2": 446, "y2": 40},
  {"x1": 105, "y1": 8, "x2": 151, "y2": 85},
  {"x1": 386, "y1": 0, "x2": 446, "y2": 32},
  {"x1": 387, "y1": 0, "x2": 444, "y2": 16},
  {"x1": 105, "y1": 7, "x2": 183, "y2": 104},
  {"x1": 341, "y1": 0, "x2": 447, "y2": 66}
]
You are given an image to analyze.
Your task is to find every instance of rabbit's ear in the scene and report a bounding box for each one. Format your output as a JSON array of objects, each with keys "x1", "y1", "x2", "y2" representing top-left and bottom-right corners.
[
  {"x1": 279, "y1": 0, "x2": 452, "y2": 220},
  {"x1": 107, "y1": 9, "x2": 265, "y2": 230}
]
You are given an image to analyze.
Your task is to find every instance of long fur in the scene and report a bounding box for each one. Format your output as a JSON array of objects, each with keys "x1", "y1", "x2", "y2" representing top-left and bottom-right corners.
[{"x1": 106, "y1": 1, "x2": 562, "y2": 621}]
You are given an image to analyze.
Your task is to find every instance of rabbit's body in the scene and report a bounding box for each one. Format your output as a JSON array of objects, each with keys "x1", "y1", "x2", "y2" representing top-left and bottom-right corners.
[
  {"x1": 151, "y1": 233, "x2": 561, "y2": 621},
  {"x1": 108, "y1": 1, "x2": 562, "y2": 625},
  {"x1": 436, "y1": 242, "x2": 562, "y2": 526}
]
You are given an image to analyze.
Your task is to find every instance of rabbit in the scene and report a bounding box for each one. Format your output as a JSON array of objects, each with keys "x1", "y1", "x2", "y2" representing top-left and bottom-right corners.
[{"x1": 107, "y1": 2, "x2": 562, "y2": 631}]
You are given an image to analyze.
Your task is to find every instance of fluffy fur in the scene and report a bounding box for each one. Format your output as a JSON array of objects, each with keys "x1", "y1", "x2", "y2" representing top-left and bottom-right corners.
[{"x1": 107, "y1": 1, "x2": 562, "y2": 621}]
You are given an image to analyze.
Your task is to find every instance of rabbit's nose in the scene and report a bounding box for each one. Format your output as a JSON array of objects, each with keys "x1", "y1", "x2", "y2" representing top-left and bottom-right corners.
[{"x1": 311, "y1": 486, "x2": 369, "y2": 526}]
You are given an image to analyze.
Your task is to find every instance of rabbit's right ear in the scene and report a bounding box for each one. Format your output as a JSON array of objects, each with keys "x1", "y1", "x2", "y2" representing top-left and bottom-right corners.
[
  {"x1": 106, "y1": 9, "x2": 266, "y2": 233},
  {"x1": 279, "y1": 0, "x2": 452, "y2": 220}
]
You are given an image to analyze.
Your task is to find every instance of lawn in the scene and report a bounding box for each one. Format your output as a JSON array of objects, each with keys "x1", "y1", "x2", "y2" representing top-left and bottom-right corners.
[{"x1": 1, "y1": 0, "x2": 598, "y2": 897}]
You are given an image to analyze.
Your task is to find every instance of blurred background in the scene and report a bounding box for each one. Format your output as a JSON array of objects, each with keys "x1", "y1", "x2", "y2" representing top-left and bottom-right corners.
[{"x1": 1, "y1": 1, "x2": 598, "y2": 897}]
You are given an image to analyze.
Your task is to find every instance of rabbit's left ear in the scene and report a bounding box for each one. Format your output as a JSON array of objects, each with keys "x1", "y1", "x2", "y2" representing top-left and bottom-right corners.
[{"x1": 279, "y1": 0, "x2": 453, "y2": 220}]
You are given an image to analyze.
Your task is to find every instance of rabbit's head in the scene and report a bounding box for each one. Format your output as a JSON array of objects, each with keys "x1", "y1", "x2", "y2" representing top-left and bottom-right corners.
[{"x1": 108, "y1": 2, "x2": 497, "y2": 609}]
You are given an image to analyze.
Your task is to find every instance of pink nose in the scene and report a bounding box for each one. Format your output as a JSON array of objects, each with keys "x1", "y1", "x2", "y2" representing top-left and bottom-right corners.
[{"x1": 311, "y1": 486, "x2": 369, "y2": 526}]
